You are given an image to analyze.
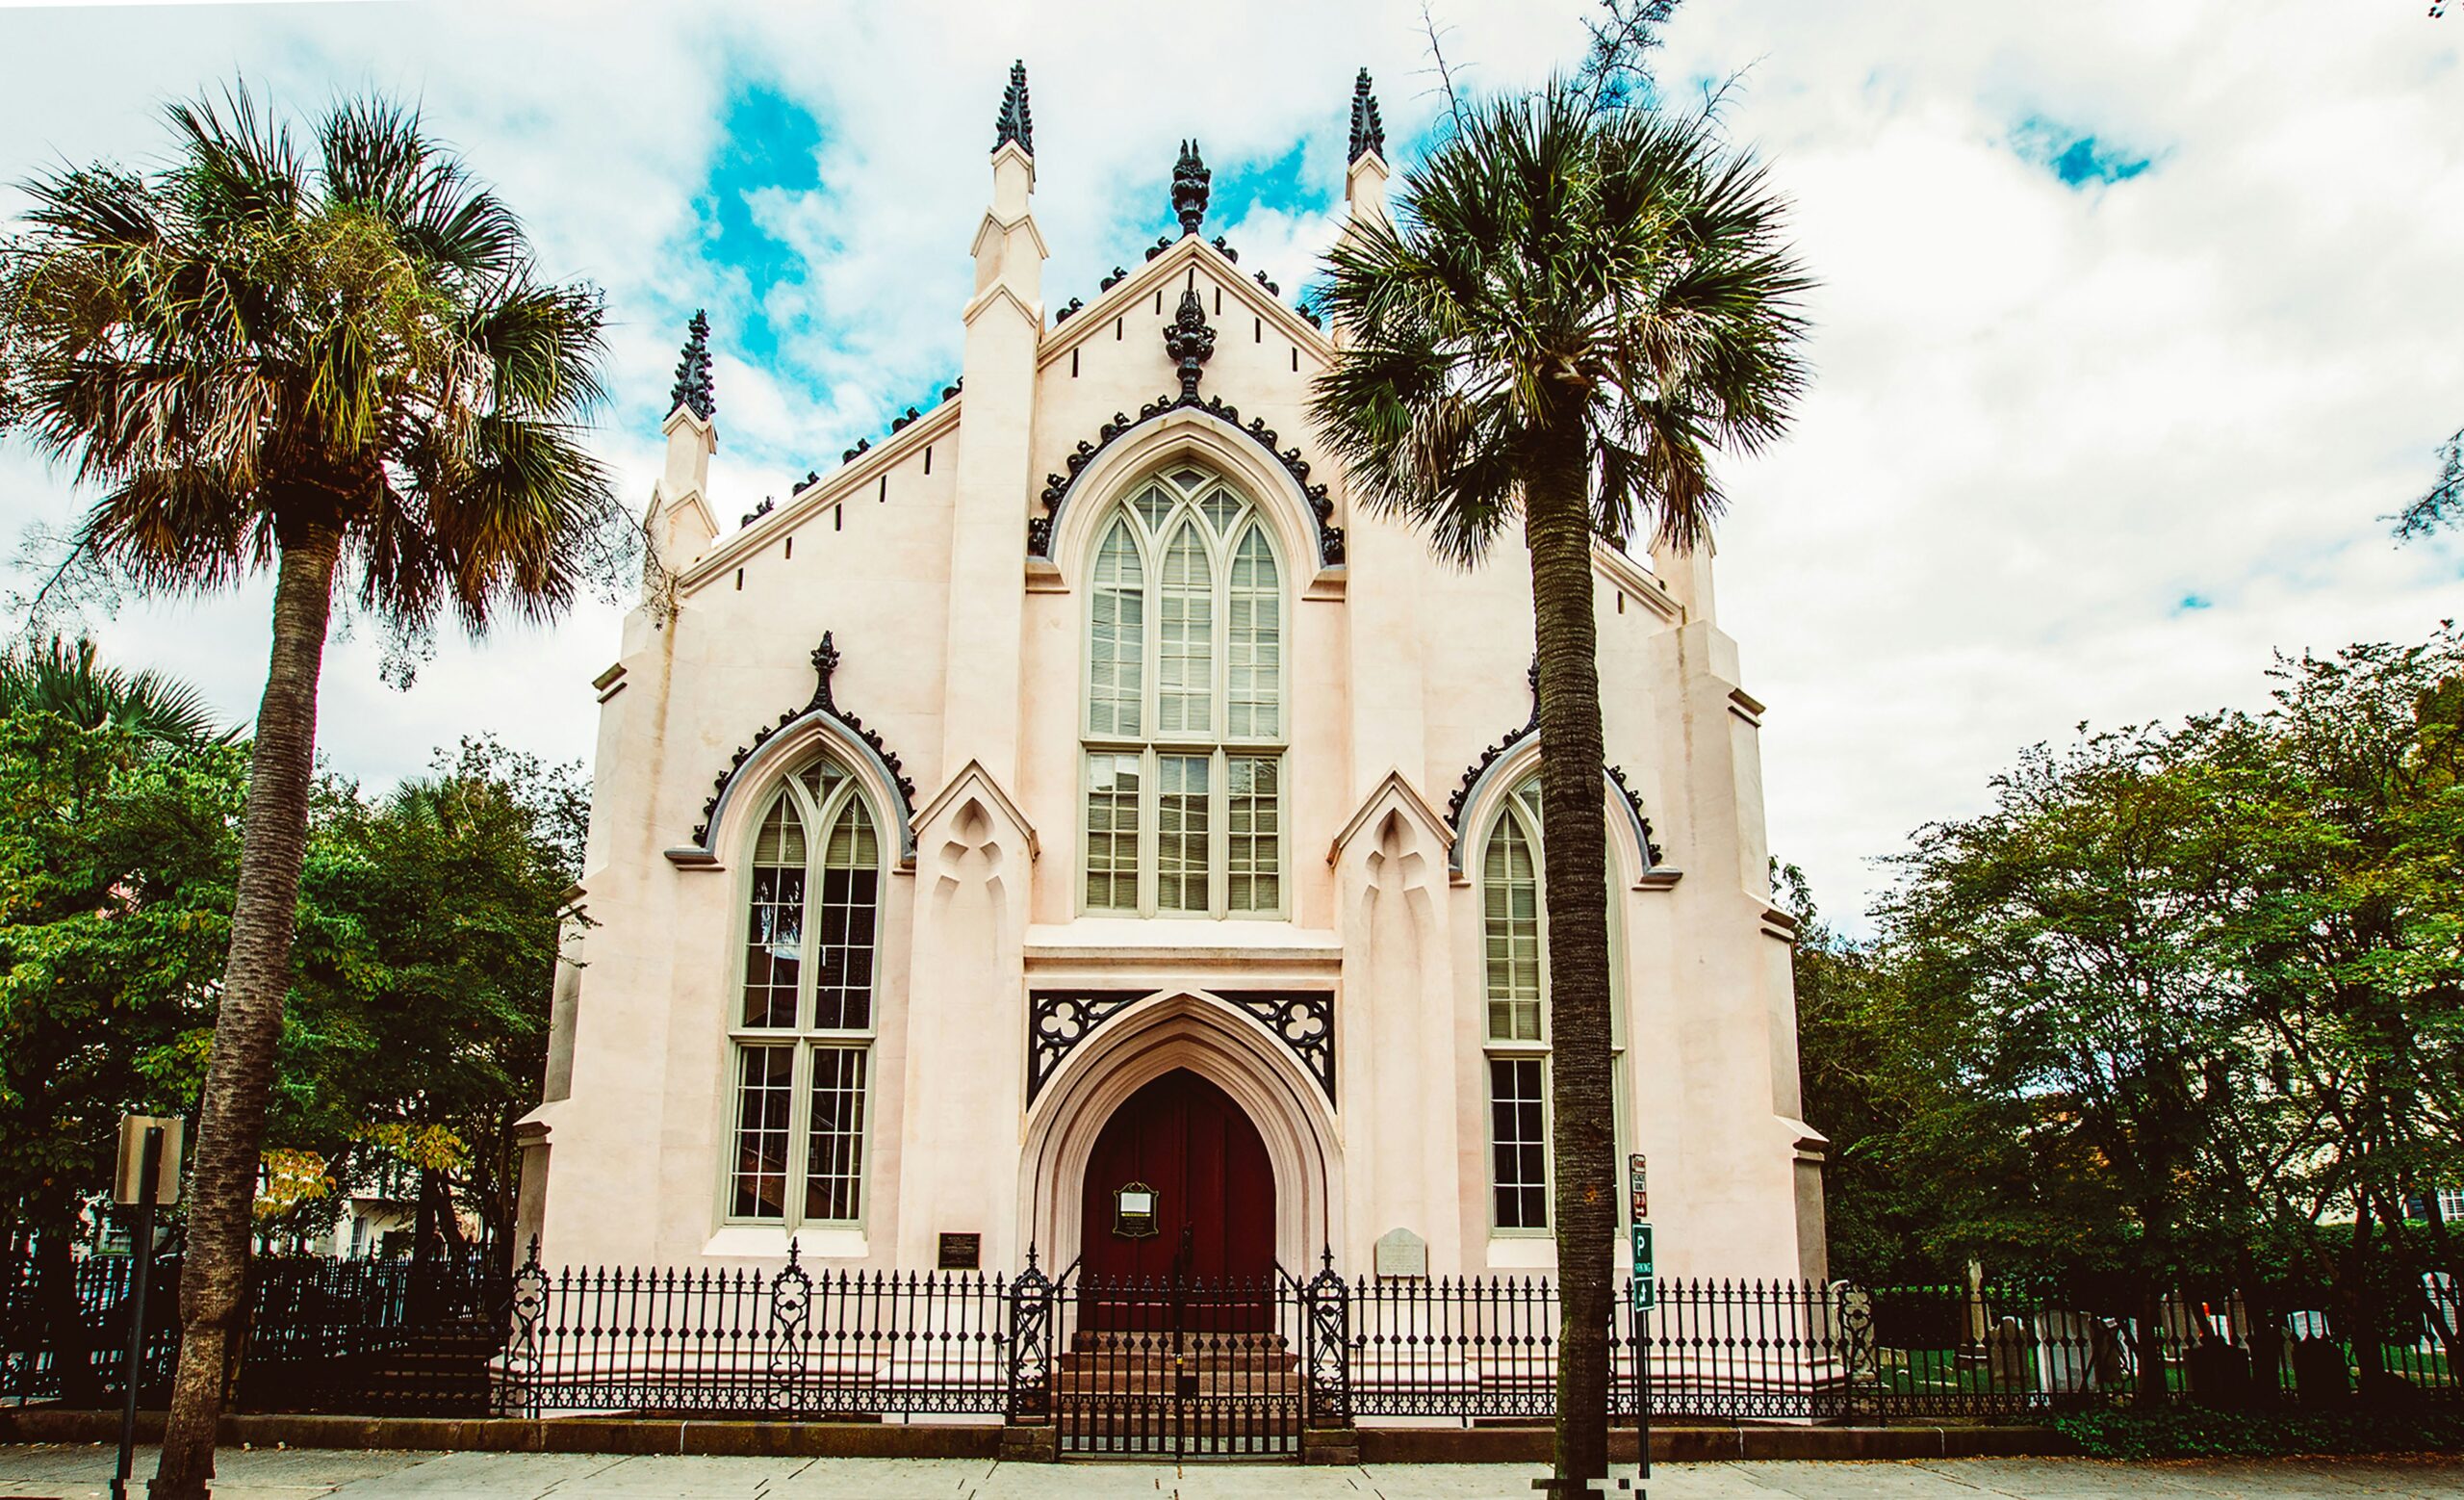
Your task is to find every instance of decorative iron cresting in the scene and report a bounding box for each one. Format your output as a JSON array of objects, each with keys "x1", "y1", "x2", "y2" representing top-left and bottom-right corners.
[
  {"x1": 1025, "y1": 989, "x2": 1337, "y2": 1104},
  {"x1": 1445, "y1": 661, "x2": 1664, "y2": 869},
  {"x1": 686, "y1": 632, "x2": 918, "y2": 849},
  {"x1": 1026, "y1": 395, "x2": 1345, "y2": 567},
  {"x1": 1163, "y1": 288, "x2": 1216, "y2": 401},
  {"x1": 668, "y1": 310, "x2": 715, "y2": 422},
  {"x1": 994, "y1": 60, "x2": 1033, "y2": 154},
  {"x1": 1348, "y1": 68, "x2": 1387, "y2": 164},
  {"x1": 1171, "y1": 140, "x2": 1211, "y2": 237}
]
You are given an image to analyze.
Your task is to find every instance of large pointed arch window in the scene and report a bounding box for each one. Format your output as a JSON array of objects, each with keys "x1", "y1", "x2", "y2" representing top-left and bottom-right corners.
[
  {"x1": 1478, "y1": 774, "x2": 1629, "y2": 1234},
  {"x1": 1081, "y1": 466, "x2": 1286, "y2": 918},
  {"x1": 728, "y1": 757, "x2": 881, "y2": 1229}
]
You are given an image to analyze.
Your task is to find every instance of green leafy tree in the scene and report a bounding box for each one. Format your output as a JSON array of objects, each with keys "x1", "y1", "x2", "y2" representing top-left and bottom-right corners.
[
  {"x1": 1312, "y1": 85, "x2": 1807, "y2": 1484},
  {"x1": 1876, "y1": 725, "x2": 2257, "y2": 1401},
  {"x1": 0, "y1": 711, "x2": 244, "y2": 1399},
  {"x1": 290, "y1": 737, "x2": 582, "y2": 1264},
  {"x1": 0, "y1": 86, "x2": 619, "y2": 1497}
]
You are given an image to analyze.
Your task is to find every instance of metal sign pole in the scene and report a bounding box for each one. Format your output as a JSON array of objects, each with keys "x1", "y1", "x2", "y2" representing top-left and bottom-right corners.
[{"x1": 111, "y1": 1124, "x2": 164, "y2": 1500}]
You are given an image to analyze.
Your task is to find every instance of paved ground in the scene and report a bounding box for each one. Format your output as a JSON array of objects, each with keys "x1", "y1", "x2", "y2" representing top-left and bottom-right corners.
[{"x1": 0, "y1": 1447, "x2": 2459, "y2": 1500}]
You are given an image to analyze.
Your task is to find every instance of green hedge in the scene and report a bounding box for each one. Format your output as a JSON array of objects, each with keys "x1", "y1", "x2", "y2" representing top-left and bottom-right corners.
[{"x1": 2048, "y1": 1408, "x2": 2464, "y2": 1460}]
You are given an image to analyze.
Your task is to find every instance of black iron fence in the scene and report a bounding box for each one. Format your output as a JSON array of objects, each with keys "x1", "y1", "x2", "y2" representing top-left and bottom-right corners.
[{"x1": 7, "y1": 1243, "x2": 2458, "y2": 1433}]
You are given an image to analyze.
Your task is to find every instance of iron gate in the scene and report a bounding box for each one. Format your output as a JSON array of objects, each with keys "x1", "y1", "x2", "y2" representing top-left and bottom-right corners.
[{"x1": 1049, "y1": 1268, "x2": 1305, "y2": 1459}]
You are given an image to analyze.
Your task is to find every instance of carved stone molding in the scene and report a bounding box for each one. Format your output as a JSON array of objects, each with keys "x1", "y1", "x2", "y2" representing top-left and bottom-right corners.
[
  {"x1": 1216, "y1": 991, "x2": 1336, "y2": 1103},
  {"x1": 1027, "y1": 394, "x2": 1345, "y2": 567},
  {"x1": 1027, "y1": 992, "x2": 1149, "y2": 1103},
  {"x1": 1446, "y1": 666, "x2": 1665, "y2": 873},
  {"x1": 1026, "y1": 989, "x2": 1337, "y2": 1105},
  {"x1": 684, "y1": 632, "x2": 918, "y2": 850},
  {"x1": 1163, "y1": 288, "x2": 1216, "y2": 401}
]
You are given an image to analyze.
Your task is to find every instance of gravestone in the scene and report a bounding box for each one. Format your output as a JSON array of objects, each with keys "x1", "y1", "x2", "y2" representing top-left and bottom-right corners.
[
  {"x1": 1987, "y1": 1316, "x2": 2029, "y2": 1388},
  {"x1": 2184, "y1": 1332, "x2": 2253, "y2": 1409},
  {"x1": 2290, "y1": 1334, "x2": 2351, "y2": 1407},
  {"x1": 2032, "y1": 1309, "x2": 2096, "y2": 1394},
  {"x1": 2088, "y1": 1316, "x2": 2133, "y2": 1387},
  {"x1": 2425, "y1": 1272, "x2": 2458, "y2": 1354},
  {"x1": 1374, "y1": 1228, "x2": 1428, "y2": 1280},
  {"x1": 2284, "y1": 1309, "x2": 2331, "y2": 1341}
]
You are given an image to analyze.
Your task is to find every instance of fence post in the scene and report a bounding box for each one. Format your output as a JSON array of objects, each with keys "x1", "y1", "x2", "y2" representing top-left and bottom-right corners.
[
  {"x1": 768, "y1": 1236, "x2": 812, "y2": 1417},
  {"x1": 1006, "y1": 1245, "x2": 1054, "y2": 1422},
  {"x1": 498, "y1": 1237, "x2": 548, "y2": 1419},
  {"x1": 1303, "y1": 1247, "x2": 1352, "y2": 1428},
  {"x1": 1832, "y1": 1280, "x2": 1880, "y2": 1423}
]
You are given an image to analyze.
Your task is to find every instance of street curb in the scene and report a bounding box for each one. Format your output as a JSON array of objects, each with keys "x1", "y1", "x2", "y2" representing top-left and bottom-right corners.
[
  {"x1": 1361, "y1": 1422, "x2": 2077, "y2": 1462},
  {"x1": 0, "y1": 1409, "x2": 2070, "y2": 1462},
  {"x1": 0, "y1": 1409, "x2": 1001, "y2": 1459}
]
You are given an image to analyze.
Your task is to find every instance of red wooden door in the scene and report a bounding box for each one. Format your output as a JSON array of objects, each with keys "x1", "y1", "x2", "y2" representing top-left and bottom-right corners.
[{"x1": 1079, "y1": 1069, "x2": 1275, "y2": 1288}]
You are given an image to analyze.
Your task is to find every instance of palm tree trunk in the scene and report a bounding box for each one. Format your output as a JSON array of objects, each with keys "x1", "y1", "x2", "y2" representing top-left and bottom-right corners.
[
  {"x1": 1525, "y1": 423, "x2": 1618, "y2": 1490},
  {"x1": 152, "y1": 527, "x2": 340, "y2": 1500}
]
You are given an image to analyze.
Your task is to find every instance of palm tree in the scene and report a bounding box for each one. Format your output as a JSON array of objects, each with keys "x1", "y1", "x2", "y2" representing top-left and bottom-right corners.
[
  {"x1": 1313, "y1": 85, "x2": 1809, "y2": 1488},
  {"x1": 0, "y1": 87, "x2": 617, "y2": 1499},
  {"x1": 0, "y1": 635, "x2": 224, "y2": 747}
]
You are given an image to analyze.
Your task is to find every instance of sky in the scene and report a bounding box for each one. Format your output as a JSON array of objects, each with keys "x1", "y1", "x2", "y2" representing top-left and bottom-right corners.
[{"x1": 0, "y1": 0, "x2": 2458, "y2": 929}]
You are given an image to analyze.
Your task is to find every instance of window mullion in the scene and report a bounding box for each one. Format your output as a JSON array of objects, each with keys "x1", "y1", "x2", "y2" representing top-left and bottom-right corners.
[
  {"x1": 784, "y1": 1041, "x2": 811, "y2": 1235},
  {"x1": 1141, "y1": 747, "x2": 1159, "y2": 917},
  {"x1": 1211, "y1": 749, "x2": 1228, "y2": 918}
]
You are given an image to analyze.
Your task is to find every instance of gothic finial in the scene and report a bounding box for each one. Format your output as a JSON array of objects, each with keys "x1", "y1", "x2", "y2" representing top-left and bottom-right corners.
[
  {"x1": 1171, "y1": 140, "x2": 1211, "y2": 237},
  {"x1": 808, "y1": 633, "x2": 840, "y2": 714},
  {"x1": 1527, "y1": 657, "x2": 1541, "y2": 728},
  {"x1": 1349, "y1": 68, "x2": 1387, "y2": 164},
  {"x1": 668, "y1": 309, "x2": 714, "y2": 422},
  {"x1": 1164, "y1": 287, "x2": 1216, "y2": 402},
  {"x1": 995, "y1": 60, "x2": 1033, "y2": 154}
]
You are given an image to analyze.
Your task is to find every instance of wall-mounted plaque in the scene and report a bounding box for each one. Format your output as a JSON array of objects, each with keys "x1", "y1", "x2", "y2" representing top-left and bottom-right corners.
[
  {"x1": 937, "y1": 1231, "x2": 981, "y2": 1270},
  {"x1": 1374, "y1": 1228, "x2": 1428, "y2": 1280},
  {"x1": 1113, "y1": 1181, "x2": 1159, "y2": 1239}
]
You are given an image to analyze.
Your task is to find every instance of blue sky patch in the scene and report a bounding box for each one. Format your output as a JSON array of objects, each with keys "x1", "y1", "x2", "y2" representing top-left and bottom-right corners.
[
  {"x1": 2177, "y1": 593, "x2": 2213, "y2": 612},
  {"x1": 2010, "y1": 116, "x2": 2152, "y2": 189},
  {"x1": 693, "y1": 85, "x2": 828, "y2": 362}
]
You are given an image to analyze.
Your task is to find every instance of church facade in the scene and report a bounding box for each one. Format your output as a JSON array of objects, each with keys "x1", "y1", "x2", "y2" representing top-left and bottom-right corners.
[{"x1": 518, "y1": 67, "x2": 1826, "y2": 1289}]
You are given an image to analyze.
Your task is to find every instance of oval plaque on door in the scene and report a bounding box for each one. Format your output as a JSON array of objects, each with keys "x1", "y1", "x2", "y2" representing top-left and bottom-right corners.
[{"x1": 1113, "y1": 1181, "x2": 1159, "y2": 1239}]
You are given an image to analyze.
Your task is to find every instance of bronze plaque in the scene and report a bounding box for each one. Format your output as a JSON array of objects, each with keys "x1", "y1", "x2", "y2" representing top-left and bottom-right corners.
[{"x1": 937, "y1": 1231, "x2": 981, "y2": 1270}]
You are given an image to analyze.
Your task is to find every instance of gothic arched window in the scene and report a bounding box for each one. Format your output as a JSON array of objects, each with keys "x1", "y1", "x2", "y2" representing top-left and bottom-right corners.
[
  {"x1": 727, "y1": 756, "x2": 880, "y2": 1229},
  {"x1": 1477, "y1": 774, "x2": 1628, "y2": 1234},
  {"x1": 1081, "y1": 466, "x2": 1286, "y2": 917}
]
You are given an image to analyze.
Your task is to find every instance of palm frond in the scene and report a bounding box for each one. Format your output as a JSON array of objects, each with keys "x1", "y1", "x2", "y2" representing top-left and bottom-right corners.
[
  {"x1": 0, "y1": 635, "x2": 225, "y2": 746},
  {"x1": 1311, "y1": 80, "x2": 1810, "y2": 564},
  {"x1": 2, "y1": 82, "x2": 623, "y2": 639}
]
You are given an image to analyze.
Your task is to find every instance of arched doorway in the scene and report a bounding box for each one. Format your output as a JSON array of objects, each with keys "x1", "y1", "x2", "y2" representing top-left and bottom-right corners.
[{"x1": 1079, "y1": 1069, "x2": 1275, "y2": 1286}]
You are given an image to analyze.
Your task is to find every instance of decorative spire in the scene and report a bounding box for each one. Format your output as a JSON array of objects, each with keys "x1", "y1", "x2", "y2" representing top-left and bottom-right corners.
[
  {"x1": 1164, "y1": 287, "x2": 1216, "y2": 402},
  {"x1": 1349, "y1": 68, "x2": 1386, "y2": 163},
  {"x1": 994, "y1": 60, "x2": 1033, "y2": 154},
  {"x1": 807, "y1": 633, "x2": 840, "y2": 714},
  {"x1": 1171, "y1": 140, "x2": 1211, "y2": 238},
  {"x1": 668, "y1": 310, "x2": 714, "y2": 422}
]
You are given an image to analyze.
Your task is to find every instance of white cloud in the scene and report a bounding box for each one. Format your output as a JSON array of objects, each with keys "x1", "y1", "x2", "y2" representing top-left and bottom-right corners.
[{"x1": 1, "y1": 0, "x2": 2459, "y2": 934}]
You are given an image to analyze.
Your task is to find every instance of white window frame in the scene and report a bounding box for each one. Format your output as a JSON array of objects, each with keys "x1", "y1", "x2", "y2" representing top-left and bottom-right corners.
[
  {"x1": 1079, "y1": 466, "x2": 1290, "y2": 919},
  {"x1": 1477, "y1": 773, "x2": 1630, "y2": 1237},
  {"x1": 721, "y1": 761, "x2": 883, "y2": 1233}
]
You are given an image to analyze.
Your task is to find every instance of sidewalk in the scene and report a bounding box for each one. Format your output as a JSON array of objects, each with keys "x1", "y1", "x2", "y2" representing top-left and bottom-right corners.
[{"x1": 1, "y1": 1447, "x2": 2459, "y2": 1499}]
